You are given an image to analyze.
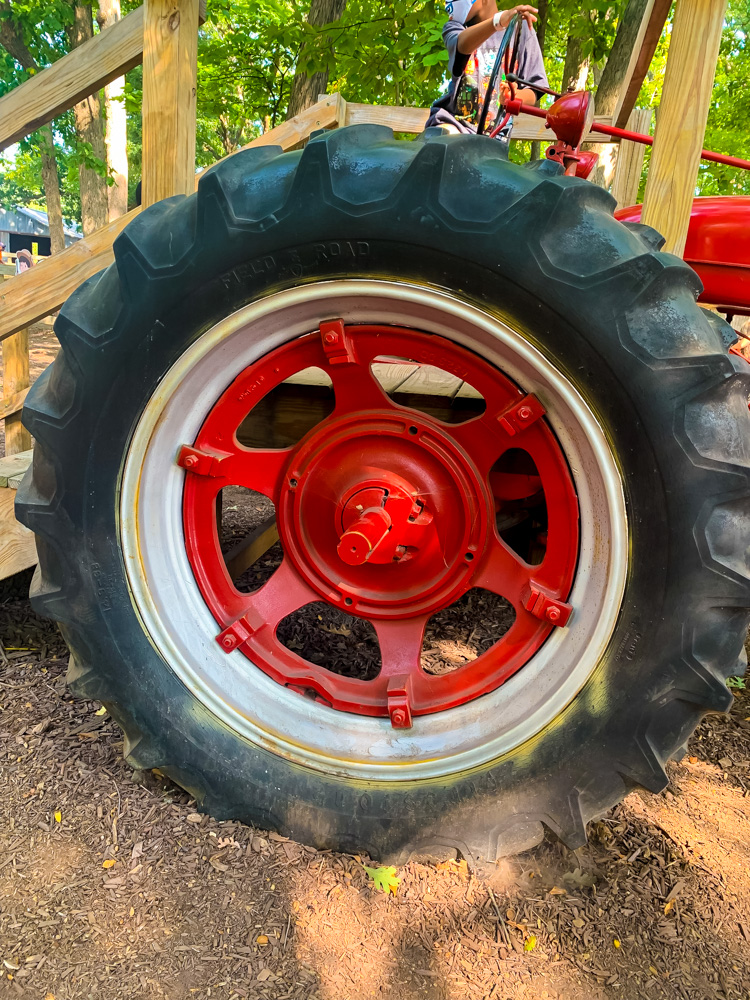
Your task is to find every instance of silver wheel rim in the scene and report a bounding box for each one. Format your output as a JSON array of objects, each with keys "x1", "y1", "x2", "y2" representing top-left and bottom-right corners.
[{"x1": 120, "y1": 280, "x2": 628, "y2": 781}]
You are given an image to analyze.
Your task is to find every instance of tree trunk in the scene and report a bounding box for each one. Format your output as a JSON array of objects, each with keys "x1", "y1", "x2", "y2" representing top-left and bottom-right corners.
[
  {"x1": 0, "y1": 8, "x2": 66, "y2": 252},
  {"x1": 535, "y1": 0, "x2": 549, "y2": 57},
  {"x1": 39, "y1": 126, "x2": 66, "y2": 253},
  {"x1": 595, "y1": 0, "x2": 651, "y2": 116},
  {"x1": 287, "y1": 0, "x2": 347, "y2": 119},
  {"x1": 586, "y1": 0, "x2": 651, "y2": 189},
  {"x1": 530, "y1": 0, "x2": 549, "y2": 161},
  {"x1": 97, "y1": 0, "x2": 128, "y2": 220},
  {"x1": 68, "y1": 3, "x2": 109, "y2": 235},
  {"x1": 561, "y1": 31, "x2": 589, "y2": 93}
]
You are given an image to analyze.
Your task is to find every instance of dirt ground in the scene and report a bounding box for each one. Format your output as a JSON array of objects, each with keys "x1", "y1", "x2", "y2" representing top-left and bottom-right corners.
[{"x1": 1, "y1": 568, "x2": 749, "y2": 1000}]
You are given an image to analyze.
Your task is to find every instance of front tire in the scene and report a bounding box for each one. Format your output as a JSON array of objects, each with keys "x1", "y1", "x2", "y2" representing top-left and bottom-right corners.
[{"x1": 17, "y1": 125, "x2": 750, "y2": 865}]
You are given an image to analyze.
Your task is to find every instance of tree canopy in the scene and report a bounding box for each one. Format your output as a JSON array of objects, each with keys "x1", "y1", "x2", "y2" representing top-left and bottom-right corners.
[{"x1": 1, "y1": 0, "x2": 749, "y2": 236}]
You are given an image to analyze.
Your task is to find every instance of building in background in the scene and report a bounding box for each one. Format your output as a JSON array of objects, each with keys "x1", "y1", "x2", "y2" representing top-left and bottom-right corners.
[{"x1": 0, "y1": 206, "x2": 81, "y2": 257}]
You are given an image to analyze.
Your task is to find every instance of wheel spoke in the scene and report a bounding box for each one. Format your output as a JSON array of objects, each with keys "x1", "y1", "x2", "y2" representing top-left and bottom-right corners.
[
  {"x1": 221, "y1": 446, "x2": 295, "y2": 500},
  {"x1": 244, "y1": 558, "x2": 318, "y2": 632},
  {"x1": 329, "y1": 361, "x2": 395, "y2": 416},
  {"x1": 473, "y1": 535, "x2": 533, "y2": 609},
  {"x1": 449, "y1": 414, "x2": 505, "y2": 476},
  {"x1": 373, "y1": 616, "x2": 429, "y2": 679}
]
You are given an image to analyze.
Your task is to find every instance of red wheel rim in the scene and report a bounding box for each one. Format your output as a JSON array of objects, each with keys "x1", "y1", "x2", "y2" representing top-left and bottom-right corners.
[{"x1": 181, "y1": 322, "x2": 579, "y2": 725}]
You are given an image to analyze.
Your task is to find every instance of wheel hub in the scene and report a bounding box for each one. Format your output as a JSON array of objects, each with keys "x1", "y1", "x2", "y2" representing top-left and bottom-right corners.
[
  {"x1": 336, "y1": 476, "x2": 428, "y2": 566},
  {"x1": 278, "y1": 412, "x2": 488, "y2": 618}
]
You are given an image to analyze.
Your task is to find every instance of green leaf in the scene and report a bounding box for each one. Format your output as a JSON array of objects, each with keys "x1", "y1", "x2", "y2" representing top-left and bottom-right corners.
[{"x1": 363, "y1": 864, "x2": 400, "y2": 895}]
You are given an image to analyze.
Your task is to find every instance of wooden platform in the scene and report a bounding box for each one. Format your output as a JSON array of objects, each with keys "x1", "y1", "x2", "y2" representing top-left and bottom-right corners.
[{"x1": 0, "y1": 449, "x2": 36, "y2": 580}]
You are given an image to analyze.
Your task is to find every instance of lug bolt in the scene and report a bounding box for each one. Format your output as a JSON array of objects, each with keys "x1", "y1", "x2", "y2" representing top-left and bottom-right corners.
[
  {"x1": 546, "y1": 606, "x2": 561, "y2": 623},
  {"x1": 324, "y1": 331, "x2": 338, "y2": 344},
  {"x1": 391, "y1": 710, "x2": 406, "y2": 726},
  {"x1": 183, "y1": 454, "x2": 198, "y2": 468},
  {"x1": 518, "y1": 406, "x2": 533, "y2": 421}
]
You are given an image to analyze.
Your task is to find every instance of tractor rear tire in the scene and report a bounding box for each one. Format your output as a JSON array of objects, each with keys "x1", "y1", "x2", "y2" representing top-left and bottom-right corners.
[{"x1": 17, "y1": 126, "x2": 750, "y2": 866}]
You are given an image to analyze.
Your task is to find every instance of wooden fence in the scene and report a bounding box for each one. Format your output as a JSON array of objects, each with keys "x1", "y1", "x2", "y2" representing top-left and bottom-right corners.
[{"x1": 0, "y1": 0, "x2": 661, "y2": 461}]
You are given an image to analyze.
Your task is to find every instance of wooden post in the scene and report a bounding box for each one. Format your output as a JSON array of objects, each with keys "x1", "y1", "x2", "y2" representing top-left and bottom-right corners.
[
  {"x1": 610, "y1": 107, "x2": 653, "y2": 209},
  {"x1": 141, "y1": 0, "x2": 200, "y2": 207},
  {"x1": 640, "y1": 0, "x2": 727, "y2": 257},
  {"x1": 612, "y1": 0, "x2": 671, "y2": 129},
  {"x1": 2, "y1": 329, "x2": 31, "y2": 455}
]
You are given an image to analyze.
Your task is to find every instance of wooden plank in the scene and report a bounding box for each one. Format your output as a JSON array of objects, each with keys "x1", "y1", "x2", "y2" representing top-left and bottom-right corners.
[
  {"x1": 344, "y1": 102, "x2": 428, "y2": 133},
  {"x1": 0, "y1": 448, "x2": 33, "y2": 487},
  {"x1": 283, "y1": 366, "x2": 334, "y2": 387},
  {"x1": 2, "y1": 329, "x2": 31, "y2": 454},
  {"x1": 641, "y1": 0, "x2": 727, "y2": 257},
  {"x1": 394, "y1": 365, "x2": 463, "y2": 398},
  {"x1": 0, "y1": 5, "x2": 145, "y2": 152},
  {"x1": 610, "y1": 107, "x2": 653, "y2": 208},
  {"x1": 225, "y1": 515, "x2": 279, "y2": 580},
  {"x1": 495, "y1": 116, "x2": 618, "y2": 143},
  {"x1": 454, "y1": 380, "x2": 483, "y2": 399},
  {"x1": 142, "y1": 0, "x2": 200, "y2": 206},
  {"x1": 371, "y1": 361, "x2": 418, "y2": 393},
  {"x1": 243, "y1": 93, "x2": 344, "y2": 153},
  {"x1": 0, "y1": 486, "x2": 37, "y2": 579},
  {"x1": 0, "y1": 387, "x2": 30, "y2": 422},
  {"x1": 614, "y1": 0, "x2": 672, "y2": 129},
  {"x1": 344, "y1": 101, "x2": 617, "y2": 143}
]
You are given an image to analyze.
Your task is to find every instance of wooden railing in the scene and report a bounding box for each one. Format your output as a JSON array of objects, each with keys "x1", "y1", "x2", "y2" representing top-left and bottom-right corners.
[
  {"x1": 0, "y1": 0, "x2": 195, "y2": 457},
  {"x1": 0, "y1": 0, "x2": 640, "y2": 460}
]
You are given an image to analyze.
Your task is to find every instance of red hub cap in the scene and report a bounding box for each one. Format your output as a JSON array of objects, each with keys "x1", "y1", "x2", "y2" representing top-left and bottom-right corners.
[
  {"x1": 279, "y1": 410, "x2": 488, "y2": 618},
  {"x1": 181, "y1": 321, "x2": 579, "y2": 726}
]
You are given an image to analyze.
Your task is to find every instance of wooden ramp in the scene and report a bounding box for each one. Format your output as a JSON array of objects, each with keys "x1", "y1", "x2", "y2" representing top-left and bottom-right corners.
[{"x1": 0, "y1": 450, "x2": 36, "y2": 580}]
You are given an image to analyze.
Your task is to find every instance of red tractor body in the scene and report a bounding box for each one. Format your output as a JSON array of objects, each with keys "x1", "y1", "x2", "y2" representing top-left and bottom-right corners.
[{"x1": 616, "y1": 197, "x2": 750, "y2": 317}]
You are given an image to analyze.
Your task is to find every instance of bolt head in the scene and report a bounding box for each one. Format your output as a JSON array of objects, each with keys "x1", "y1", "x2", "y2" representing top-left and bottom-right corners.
[
  {"x1": 183, "y1": 454, "x2": 198, "y2": 468},
  {"x1": 221, "y1": 635, "x2": 236, "y2": 649},
  {"x1": 324, "y1": 331, "x2": 338, "y2": 344},
  {"x1": 518, "y1": 406, "x2": 533, "y2": 421},
  {"x1": 546, "y1": 606, "x2": 561, "y2": 622},
  {"x1": 391, "y1": 710, "x2": 405, "y2": 726}
]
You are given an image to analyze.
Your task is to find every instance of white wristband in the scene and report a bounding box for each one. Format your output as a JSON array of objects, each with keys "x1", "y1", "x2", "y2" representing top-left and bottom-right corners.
[{"x1": 492, "y1": 12, "x2": 503, "y2": 30}]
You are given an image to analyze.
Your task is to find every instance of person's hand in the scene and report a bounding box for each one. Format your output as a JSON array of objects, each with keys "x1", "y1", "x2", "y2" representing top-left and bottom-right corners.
[
  {"x1": 497, "y1": 80, "x2": 512, "y2": 105},
  {"x1": 498, "y1": 5, "x2": 538, "y2": 29}
]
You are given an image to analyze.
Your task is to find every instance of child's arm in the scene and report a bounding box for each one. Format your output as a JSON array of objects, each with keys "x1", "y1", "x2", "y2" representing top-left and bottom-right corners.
[{"x1": 457, "y1": 4, "x2": 537, "y2": 55}]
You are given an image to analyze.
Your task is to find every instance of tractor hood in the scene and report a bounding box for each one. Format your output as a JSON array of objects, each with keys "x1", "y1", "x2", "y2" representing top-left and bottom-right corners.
[{"x1": 616, "y1": 197, "x2": 750, "y2": 316}]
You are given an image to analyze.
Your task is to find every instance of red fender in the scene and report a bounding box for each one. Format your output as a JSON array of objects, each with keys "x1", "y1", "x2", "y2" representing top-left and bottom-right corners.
[{"x1": 616, "y1": 198, "x2": 750, "y2": 316}]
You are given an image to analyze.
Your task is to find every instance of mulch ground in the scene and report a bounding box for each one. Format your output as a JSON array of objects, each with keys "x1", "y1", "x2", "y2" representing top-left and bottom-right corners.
[{"x1": 1, "y1": 570, "x2": 749, "y2": 1000}]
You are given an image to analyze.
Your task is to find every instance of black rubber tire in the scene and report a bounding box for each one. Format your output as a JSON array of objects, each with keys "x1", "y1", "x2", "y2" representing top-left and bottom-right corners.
[{"x1": 17, "y1": 125, "x2": 750, "y2": 867}]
